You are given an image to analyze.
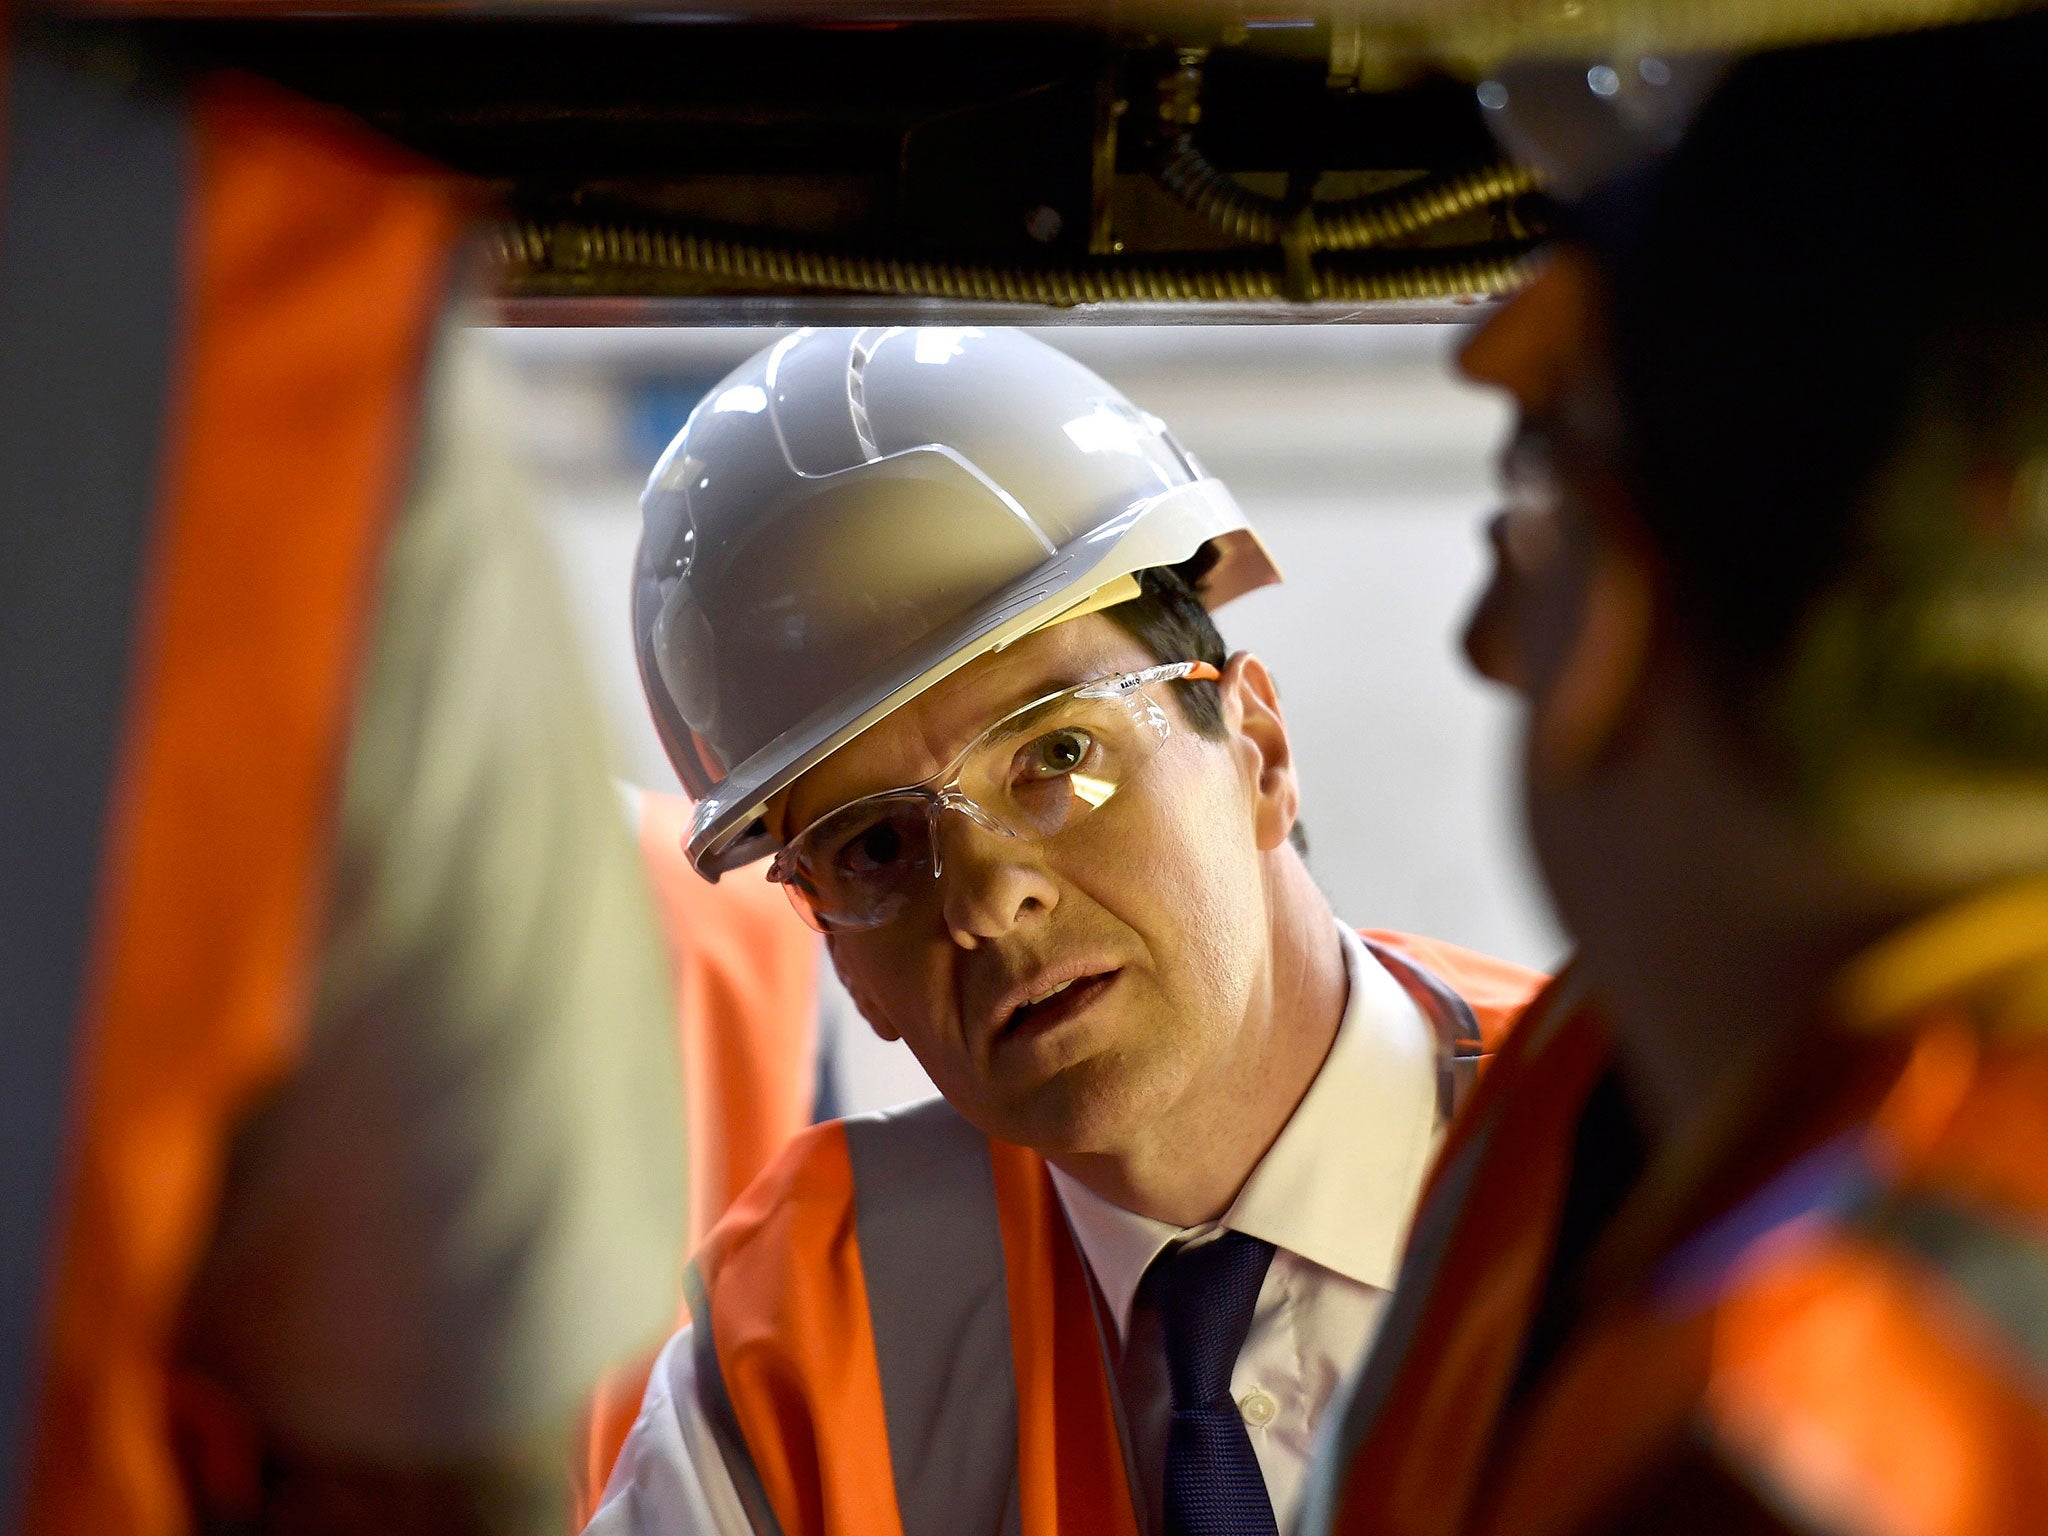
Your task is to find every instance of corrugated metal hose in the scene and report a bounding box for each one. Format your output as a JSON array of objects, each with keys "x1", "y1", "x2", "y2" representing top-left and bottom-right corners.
[
  {"x1": 490, "y1": 216, "x2": 1540, "y2": 307},
  {"x1": 1152, "y1": 148, "x2": 1542, "y2": 252}
]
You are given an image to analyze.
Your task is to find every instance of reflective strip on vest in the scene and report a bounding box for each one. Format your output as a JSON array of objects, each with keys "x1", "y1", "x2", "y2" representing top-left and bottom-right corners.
[
  {"x1": 691, "y1": 1105, "x2": 1132, "y2": 1536},
  {"x1": 687, "y1": 1262, "x2": 792, "y2": 1536},
  {"x1": 847, "y1": 1103, "x2": 1023, "y2": 1536},
  {"x1": 686, "y1": 1104, "x2": 1030, "y2": 1536}
]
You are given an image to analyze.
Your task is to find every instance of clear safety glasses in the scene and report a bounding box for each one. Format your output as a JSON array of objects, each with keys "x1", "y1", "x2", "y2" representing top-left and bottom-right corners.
[{"x1": 768, "y1": 661, "x2": 1221, "y2": 933}]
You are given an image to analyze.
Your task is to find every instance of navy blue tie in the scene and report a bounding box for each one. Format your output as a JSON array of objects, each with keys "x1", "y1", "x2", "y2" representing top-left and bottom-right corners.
[{"x1": 1147, "y1": 1231, "x2": 1279, "y2": 1536}]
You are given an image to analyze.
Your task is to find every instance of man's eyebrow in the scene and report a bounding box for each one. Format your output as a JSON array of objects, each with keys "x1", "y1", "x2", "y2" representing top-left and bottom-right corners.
[
  {"x1": 926, "y1": 666, "x2": 1097, "y2": 756},
  {"x1": 993, "y1": 666, "x2": 1098, "y2": 717}
]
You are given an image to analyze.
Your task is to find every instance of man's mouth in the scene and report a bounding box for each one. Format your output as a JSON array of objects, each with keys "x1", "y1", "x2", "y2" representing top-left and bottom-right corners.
[{"x1": 994, "y1": 969, "x2": 1120, "y2": 1043}]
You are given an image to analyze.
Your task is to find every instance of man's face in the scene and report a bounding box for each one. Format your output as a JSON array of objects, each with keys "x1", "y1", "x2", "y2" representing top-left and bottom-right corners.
[
  {"x1": 782, "y1": 615, "x2": 1281, "y2": 1156},
  {"x1": 1459, "y1": 253, "x2": 1683, "y2": 980},
  {"x1": 1457, "y1": 252, "x2": 1624, "y2": 713}
]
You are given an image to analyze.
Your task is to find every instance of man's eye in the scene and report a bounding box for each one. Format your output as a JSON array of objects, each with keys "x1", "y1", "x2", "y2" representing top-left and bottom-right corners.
[
  {"x1": 1018, "y1": 728, "x2": 1093, "y2": 782},
  {"x1": 835, "y1": 819, "x2": 909, "y2": 874}
]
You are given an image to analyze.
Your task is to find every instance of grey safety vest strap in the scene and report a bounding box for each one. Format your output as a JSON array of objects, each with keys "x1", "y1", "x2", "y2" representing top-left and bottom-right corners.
[
  {"x1": 1363, "y1": 937, "x2": 1489, "y2": 1124},
  {"x1": 685, "y1": 1261, "x2": 790, "y2": 1536},
  {"x1": 844, "y1": 1101, "x2": 1025, "y2": 1536}
]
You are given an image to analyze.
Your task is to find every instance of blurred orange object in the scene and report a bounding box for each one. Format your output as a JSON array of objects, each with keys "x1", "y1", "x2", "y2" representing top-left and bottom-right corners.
[
  {"x1": 1315, "y1": 934, "x2": 2048, "y2": 1536},
  {"x1": 570, "y1": 790, "x2": 822, "y2": 1522},
  {"x1": 640, "y1": 790, "x2": 821, "y2": 1254},
  {"x1": 6, "y1": 60, "x2": 462, "y2": 1536}
]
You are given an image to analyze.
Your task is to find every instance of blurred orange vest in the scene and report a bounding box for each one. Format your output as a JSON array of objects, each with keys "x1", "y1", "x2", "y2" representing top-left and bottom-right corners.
[
  {"x1": 1, "y1": 46, "x2": 464, "y2": 1536},
  {"x1": 1312, "y1": 886, "x2": 2048, "y2": 1536},
  {"x1": 682, "y1": 933, "x2": 1540, "y2": 1536},
  {"x1": 571, "y1": 792, "x2": 823, "y2": 1519},
  {"x1": 637, "y1": 790, "x2": 822, "y2": 1254}
]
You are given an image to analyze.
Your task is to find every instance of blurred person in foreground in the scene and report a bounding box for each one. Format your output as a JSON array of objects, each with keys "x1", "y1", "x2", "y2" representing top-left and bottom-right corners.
[
  {"x1": 1302, "y1": 15, "x2": 2048, "y2": 1536},
  {"x1": 2, "y1": 25, "x2": 680, "y2": 1533}
]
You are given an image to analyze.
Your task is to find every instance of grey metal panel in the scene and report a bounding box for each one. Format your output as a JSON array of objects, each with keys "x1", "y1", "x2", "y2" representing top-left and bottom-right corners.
[
  {"x1": 684, "y1": 1263, "x2": 790, "y2": 1536},
  {"x1": 0, "y1": 34, "x2": 190, "y2": 1529},
  {"x1": 844, "y1": 1099, "x2": 1021, "y2": 1536}
]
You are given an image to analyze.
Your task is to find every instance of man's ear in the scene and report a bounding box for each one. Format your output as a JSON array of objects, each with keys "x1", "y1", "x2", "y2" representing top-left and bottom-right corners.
[
  {"x1": 825, "y1": 935, "x2": 903, "y2": 1042},
  {"x1": 1529, "y1": 531, "x2": 1656, "y2": 785},
  {"x1": 1219, "y1": 651, "x2": 1300, "y2": 853}
]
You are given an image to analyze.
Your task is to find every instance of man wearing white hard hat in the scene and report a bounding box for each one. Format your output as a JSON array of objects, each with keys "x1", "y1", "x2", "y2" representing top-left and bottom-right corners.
[{"x1": 589, "y1": 326, "x2": 1543, "y2": 1536}]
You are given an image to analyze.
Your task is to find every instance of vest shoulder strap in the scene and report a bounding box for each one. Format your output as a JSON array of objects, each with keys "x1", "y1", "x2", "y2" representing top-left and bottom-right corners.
[
  {"x1": 1359, "y1": 929, "x2": 1547, "y2": 1054},
  {"x1": 843, "y1": 1101, "x2": 1023, "y2": 1536},
  {"x1": 1361, "y1": 930, "x2": 1547, "y2": 1124}
]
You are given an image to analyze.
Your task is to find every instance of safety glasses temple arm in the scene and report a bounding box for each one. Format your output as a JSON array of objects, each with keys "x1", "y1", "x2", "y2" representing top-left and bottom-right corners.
[{"x1": 1077, "y1": 659, "x2": 1222, "y2": 697}]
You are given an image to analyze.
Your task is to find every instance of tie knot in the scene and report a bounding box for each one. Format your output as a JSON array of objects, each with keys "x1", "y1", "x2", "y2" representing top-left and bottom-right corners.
[{"x1": 1147, "y1": 1230, "x2": 1277, "y2": 1409}]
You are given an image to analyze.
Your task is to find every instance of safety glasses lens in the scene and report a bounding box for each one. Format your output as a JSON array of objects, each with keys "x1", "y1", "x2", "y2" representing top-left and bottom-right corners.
[
  {"x1": 954, "y1": 692, "x2": 1163, "y2": 833},
  {"x1": 783, "y1": 681, "x2": 1177, "y2": 932},
  {"x1": 781, "y1": 796, "x2": 934, "y2": 932}
]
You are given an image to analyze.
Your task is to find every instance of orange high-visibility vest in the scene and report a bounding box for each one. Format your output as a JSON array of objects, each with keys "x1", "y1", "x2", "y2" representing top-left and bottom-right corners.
[
  {"x1": 1313, "y1": 890, "x2": 2048, "y2": 1536},
  {"x1": 2, "y1": 43, "x2": 463, "y2": 1536},
  {"x1": 573, "y1": 792, "x2": 823, "y2": 1522},
  {"x1": 687, "y1": 933, "x2": 1542, "y2": 1536}
]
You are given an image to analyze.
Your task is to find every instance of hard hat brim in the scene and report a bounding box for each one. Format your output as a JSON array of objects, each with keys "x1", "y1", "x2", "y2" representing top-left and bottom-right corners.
[{"x1": 684, "y1": 476, "x2": 1277, "y2": 878}]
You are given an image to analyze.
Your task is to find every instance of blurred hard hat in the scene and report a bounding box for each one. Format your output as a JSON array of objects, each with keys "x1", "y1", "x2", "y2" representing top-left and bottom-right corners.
[{"x1": 633, "y1": 325, "x2": 1281, "y2": 878}]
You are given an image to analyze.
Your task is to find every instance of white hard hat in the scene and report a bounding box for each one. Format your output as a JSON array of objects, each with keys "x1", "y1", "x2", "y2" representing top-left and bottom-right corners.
[{"x1": 633, "y1": 326, "x2": 1281, "y2": 878}]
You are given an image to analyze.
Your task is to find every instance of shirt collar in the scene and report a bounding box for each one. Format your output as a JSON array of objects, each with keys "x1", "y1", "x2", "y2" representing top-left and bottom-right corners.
[{"x1": 1048, "y1": 922, "x2": 1441, "y2": 1345}]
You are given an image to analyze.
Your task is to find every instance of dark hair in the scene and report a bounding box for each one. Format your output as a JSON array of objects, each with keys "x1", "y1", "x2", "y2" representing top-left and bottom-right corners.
[
  {"x1": 1103, "y1": 558, "x2": 1229, "y2": 737},
  {"x1": 1103, "y1": 553, "x2": 1311, "y2": 857}
]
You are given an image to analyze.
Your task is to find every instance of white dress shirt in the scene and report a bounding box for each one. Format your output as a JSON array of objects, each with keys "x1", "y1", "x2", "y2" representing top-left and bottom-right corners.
[
  {"x1": 1048, "y1": 923, "x2": 1440, "y2": 1534},
  {"x1": 588, "y1": 922, "x2": 1440, "y2": 1536}
]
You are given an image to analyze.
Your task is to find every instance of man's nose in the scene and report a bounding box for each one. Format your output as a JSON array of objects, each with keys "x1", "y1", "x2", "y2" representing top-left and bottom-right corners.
[
  {"x1": 936, "y1": 811, "x2": 1059, "y2": 948},
  {"x1": 1455, "y1": 254, "x2": 1592, "y2": 403}
]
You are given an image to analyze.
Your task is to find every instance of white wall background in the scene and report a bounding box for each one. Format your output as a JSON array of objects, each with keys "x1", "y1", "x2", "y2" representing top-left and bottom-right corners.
[{"x1": 485, "y1": 324, "x2": 1564, "y2": 1107}]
